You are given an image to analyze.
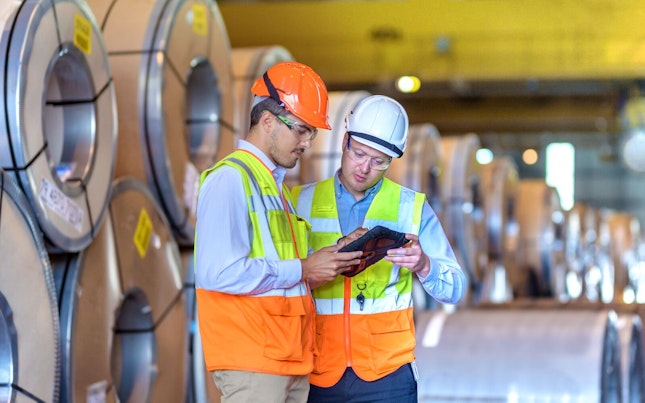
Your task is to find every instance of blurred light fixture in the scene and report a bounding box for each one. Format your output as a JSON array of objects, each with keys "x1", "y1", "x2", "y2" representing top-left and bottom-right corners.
[
  {"x1": 522, "y1": 148, "x2": 538, "y2": 165},
  {"x1": 620, "y1": 128, "x2": 645, "y2": 172},
  {"x1": 396, "y1": 75, "x2": 421, "y2": 93},
  {"x1": 476, "y1": 148, "x2": 493, "y2": 164},
  {"x1": 618, "y1": 89, "x2": 645, "y2": 172}
]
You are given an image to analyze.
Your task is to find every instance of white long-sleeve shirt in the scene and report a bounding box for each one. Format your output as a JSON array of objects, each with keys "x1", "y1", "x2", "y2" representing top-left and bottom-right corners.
[{"x1": 194, "y1": 140, "x2": 302, "y2": 295}]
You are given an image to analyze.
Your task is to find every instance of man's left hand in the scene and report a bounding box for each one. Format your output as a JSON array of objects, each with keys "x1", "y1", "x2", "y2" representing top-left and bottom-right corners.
[{"x1": 384, "y1": 234, "x2": 431, "y2": 277}]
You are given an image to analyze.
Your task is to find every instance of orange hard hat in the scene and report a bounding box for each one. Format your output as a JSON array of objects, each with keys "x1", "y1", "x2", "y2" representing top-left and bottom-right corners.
[{"x1": 251, "y1": 62, "x2": 331, "y2": 130}]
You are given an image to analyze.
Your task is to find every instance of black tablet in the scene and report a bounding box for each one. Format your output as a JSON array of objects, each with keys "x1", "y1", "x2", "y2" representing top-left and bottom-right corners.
[{"x1": 338, "y1": 225, "x2": 410, "y2": 277}]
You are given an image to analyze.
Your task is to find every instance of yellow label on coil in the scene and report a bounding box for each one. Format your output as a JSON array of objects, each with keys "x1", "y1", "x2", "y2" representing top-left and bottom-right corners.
[
  {"x1": 73, "y1": 13, "x2": 92, "y2": 55},
  {"x1": 192, "y1": 4, "x2": 208, "y2": 36},
  {"x1": 134, "y1": 208, "x2": 153, "y2": 258}
]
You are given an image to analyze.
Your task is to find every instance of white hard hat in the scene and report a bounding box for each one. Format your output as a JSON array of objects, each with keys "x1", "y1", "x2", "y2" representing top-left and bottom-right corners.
[{"x1": 345, "y1": 95, "x2": 409, "y2": 158}]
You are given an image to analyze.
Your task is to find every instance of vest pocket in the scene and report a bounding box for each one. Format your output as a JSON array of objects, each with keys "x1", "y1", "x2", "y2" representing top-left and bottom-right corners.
[
  {"x1": 262, "y1": 298, "x2": 307, "y2": 362},
  {"x1": 367, "y1": 310, "x2": 415, "y2": 374},
  {"x1": 312, "y1": 317, "x2": 332, "y2": 374}
]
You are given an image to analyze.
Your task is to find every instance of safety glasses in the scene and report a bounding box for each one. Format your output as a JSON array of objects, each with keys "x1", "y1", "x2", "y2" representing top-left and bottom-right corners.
[
  {"x1": 264, "y1": 110, "x2": 318, "y2": 141},
  {"x1": 345, "y1": 137, "x2": 392, "y2": 170}
]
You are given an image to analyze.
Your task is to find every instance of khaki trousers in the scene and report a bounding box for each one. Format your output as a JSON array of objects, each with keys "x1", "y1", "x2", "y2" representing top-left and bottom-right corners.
[{"x1": 212, "y1": 370, "x2": 309, "y2": 403}]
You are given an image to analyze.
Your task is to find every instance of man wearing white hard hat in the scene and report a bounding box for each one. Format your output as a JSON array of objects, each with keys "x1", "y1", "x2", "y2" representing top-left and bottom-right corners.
[{"x1": 292, "y1": 95, "x2": 465, "y2": 402}]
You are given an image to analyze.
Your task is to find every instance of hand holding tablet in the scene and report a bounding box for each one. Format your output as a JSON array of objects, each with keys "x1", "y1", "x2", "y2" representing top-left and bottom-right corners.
[{"x1": 338, "y1": 226, "x2": 410, "y2": 277}]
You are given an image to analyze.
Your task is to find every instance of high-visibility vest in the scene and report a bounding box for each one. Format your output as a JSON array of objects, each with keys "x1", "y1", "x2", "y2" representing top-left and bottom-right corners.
[
  {"x1": 292, "y1": 177, "x2": 425, "y2": 387},
  {"x1": 195, "y1": 149, "x2": 315, "y2": 375}
]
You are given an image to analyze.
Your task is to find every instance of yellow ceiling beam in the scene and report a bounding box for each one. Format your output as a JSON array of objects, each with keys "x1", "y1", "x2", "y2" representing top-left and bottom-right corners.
[{"x1": 219, "y1": 0, "x2": 645, "y2": 84}]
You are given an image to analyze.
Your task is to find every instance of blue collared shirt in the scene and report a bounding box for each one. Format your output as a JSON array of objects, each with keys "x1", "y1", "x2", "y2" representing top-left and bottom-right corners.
[
  {"x1": 334, "y1": 173, "x2": 465, "y2": 304},
  {"x1": 194, "y1": 140, "x2": 302, "y2": 295}
]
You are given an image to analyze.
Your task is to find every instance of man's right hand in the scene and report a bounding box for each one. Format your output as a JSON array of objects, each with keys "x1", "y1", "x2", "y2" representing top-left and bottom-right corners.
[{"x1": 301, "y1": 244, "x2": 363, "y2": 287}]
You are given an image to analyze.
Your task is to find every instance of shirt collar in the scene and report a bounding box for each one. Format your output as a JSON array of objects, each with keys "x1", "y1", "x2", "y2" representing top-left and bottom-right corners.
[
  {"x1": 334, "y1": 169, "x2": 383, "y2": 200},
  {"x1": 237, "y1": 139, "x2": 287, "y2": 186}
]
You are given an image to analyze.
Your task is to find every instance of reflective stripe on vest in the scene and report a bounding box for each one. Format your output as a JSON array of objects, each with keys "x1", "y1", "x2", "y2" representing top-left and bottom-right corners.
[{"x1": 196, "y1": 150, "x2": 314, "y2": 374}]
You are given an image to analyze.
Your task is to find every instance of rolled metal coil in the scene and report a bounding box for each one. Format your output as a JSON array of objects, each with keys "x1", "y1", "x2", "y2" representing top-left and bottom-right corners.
[
  {"x1": 588, "y1": 208, "x2": 617, "y2": 303},
  {"x1": 87, "y1": 0, "x2": 236, "y2": 246},
  {"x1": 439, "y1": 134, "x2": 488, "y2": 300},
  {"x1": 0, "y1": 170, "x2": 60, "y2": 402},
  {"x1": 479, "y1": 298, "x2": 645, "y2": 403},
  {"x1": 386, "y1": 123, "x2": 443, "y2": 214},
  {"x1": 180, "y1": 250, "x2": 221, "y2": 403},
  {"x1": 51, "y1": 177, "x2": 188, "y2": 402},
  {"x1": 299, "y1": 91, "x2": 370, "y2": 184},
  {"x1": 0, "y1": 0, "x2": 117, "y2": 252},
  {"x1": 564, "y1": 203, "x2": 599, "y2": 300},
  {"x1": 477, "y1": 157, "x2": 519, "y2": 303},
  {"x1": 606, "y1": 211, "x2": 642, "y2": 303},
  {"x1": 415, "y1": 308, "x2": 622, "y2": 402},
  {"x1": 515, "y1": 179, "x2": 566, "y2": 298}
]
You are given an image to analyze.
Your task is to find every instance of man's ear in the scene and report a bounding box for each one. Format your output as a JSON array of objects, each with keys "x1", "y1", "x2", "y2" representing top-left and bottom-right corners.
[{"x1": 259, "y1": 110, "x2": 275, "y2": 133}]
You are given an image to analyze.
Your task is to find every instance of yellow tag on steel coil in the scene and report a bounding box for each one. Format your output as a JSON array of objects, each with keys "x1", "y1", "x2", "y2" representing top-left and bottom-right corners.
[
  {"x1": 191, "y1": 5, "x2": 208, "y2": 36},
  {"x1": 133, "y1": 208, "x2": 153, "y2": 258},
  {"x1": 73, "y1": 13, "x2": 92, "y2": 55}
]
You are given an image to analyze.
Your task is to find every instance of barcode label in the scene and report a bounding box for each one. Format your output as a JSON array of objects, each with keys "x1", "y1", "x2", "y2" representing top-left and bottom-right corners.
[
  {"x1": 87, "y1": 380, "x2": 107, "y2": 403},
  {"x1": 40, "y1": 178, "x2": 84, "y2": 233}
]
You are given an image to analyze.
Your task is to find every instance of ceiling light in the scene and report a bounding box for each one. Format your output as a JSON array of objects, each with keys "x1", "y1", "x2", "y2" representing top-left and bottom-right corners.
[
  {"x1": 396, "y1": 75, "x2": 421, "y2": 94},
  {"x1": 476, "y1": 148, "x2": 493, "y2": 165},
  {"x1": 522, "y1": 149, "x2": 538, "y2": 165}
]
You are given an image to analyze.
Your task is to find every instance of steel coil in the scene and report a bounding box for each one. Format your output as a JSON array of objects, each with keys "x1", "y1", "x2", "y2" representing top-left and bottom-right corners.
[
  {"x1": 180, "y1": 250, "x2": 222, "y2": 403},
  {"x1": 51, "y1": 177, "x2": 188, "y2": 402},
  {"x1": 515, "y1": 179, "x2": 566, "y2": 298},
  {"x1": 415, "y1": 308, "x2": 621, "y2": 402},
  {"x1": 606, "y1": 211, "x2": 642, "y2": 303},
  {"x1": 479, "y1": 299, "x2": 645, "y2": 403},
  {"x1": 0, "y1": 0, "x2": 117, "y2": 252},
  {"x1": 87, "y1": 0, "x2": 236, "y2": 246},
  {"x1": 564, "y1": 203, "x2": 598, "y2": 300},
  {"x1": 0, "y1": 170, "x2": 60, "y2": 402},
  {"x1": 439, "y1": 134, "x2": 487, "y2": 302},
  {"x1": 387, "y1": 123, "x2": 443, "y2": 213},
  {"x1": 478, "y1": 157, "x2": 519, "y2": 303}
]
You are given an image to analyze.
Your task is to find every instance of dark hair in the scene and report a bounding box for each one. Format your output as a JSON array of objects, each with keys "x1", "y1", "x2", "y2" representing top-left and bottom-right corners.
[{"x1": 249, "y1": 97, "x2": 286, "y2": 129}]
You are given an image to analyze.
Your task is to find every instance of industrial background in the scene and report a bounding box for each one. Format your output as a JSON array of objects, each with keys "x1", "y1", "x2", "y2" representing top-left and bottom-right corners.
[{"x1": 1, "y1": 0, "x2": 645, "y2": 402}]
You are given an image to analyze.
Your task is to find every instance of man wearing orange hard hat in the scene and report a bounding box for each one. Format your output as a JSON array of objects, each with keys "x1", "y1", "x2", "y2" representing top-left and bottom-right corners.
[{"x1": 194, "y1": 62, "x2": 363, "y2": 402}]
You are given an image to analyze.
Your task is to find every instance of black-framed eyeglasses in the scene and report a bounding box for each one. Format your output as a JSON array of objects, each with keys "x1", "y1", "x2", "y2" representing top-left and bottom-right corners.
[
  {"x1": 345, "y1": 137, "x2": 392, "y2": 170},
  {"x1": 264, "y1": 110, "x2": 318, "y2": 141}
]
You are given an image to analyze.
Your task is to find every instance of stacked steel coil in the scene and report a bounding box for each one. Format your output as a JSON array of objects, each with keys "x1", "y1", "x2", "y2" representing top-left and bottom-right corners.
[
  {"x1": 439, "y1": 134, "x2": 488, "y2": 304},
  {"x1": 0, "y1": 170, "x2": 60, "y2": 402},
  {"x1": 87, "y1": 0, "x2": 236, "y2": 247},
  {"x1": 0, "y1": 0, "x2": 117, "y2": 253}
]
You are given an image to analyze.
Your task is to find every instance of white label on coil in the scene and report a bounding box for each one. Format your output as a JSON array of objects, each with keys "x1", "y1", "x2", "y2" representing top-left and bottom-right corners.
[
  {"x1": 86, "y1": 380, "x2": 107, "y2": 403},
  {"x1": 40, "y1": 178, "x2": 84, "y2": 232},
  {"x1": 421, "y1": 311, "x2": 447, "y2": 348},
  {"x1": 183, "y1": 162, "x2": 200, "y2": 215}
]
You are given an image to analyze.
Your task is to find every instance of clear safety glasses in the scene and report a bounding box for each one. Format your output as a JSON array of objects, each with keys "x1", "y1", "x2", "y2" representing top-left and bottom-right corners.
[
  {"x1": 345, "y1": 137, "x2": 392, "y2": 171},
  {"x1": 264, "y1": 110, "x2": 318, "y2": 141}
]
